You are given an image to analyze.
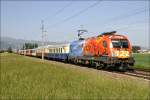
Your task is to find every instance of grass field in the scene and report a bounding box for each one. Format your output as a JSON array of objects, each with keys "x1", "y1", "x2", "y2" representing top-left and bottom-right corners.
[
  {"x1": 0, "y1": 53, "x2": 149, "y2": 99},
  {"x1": 133, "y1": 53, "x2": 150, "y2": 71}
]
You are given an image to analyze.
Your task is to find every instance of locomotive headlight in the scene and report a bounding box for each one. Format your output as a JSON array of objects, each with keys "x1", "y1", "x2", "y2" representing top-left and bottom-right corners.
[
  {"x1": 112, "y1": 51, "x2": 118, "y2": 57},
  {"x1": 124, "y1": 51, "x2": 129, "y2": 57},
  {"x1": 118, "y1": 51, "x2": 130, "y2": 58},
  {"x1": 112, "y1": 53, "x2": 117, "y2": 57}
]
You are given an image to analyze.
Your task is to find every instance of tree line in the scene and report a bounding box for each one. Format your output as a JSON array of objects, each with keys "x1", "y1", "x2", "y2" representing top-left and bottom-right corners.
[
  {"x1": 22, "y1": 43, "x2": 38, "y2": 50},
  {"x1": 132, "y1": 46, "x2": 141, "y2": 53},
  {"x1": 0, "y1": 43, "x2": 38, "y2": 53}
]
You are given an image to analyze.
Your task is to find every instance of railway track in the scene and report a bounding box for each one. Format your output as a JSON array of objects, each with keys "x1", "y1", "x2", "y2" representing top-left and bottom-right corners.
[
  {"x1": 48, "y1": 59, "x2": 150, "y2": 80},
  {"x1": 19, "y1": 54, "x2": 150, "y2": 80},
  {"x1": 124, "y1": 70, "x2": 150, "y2": 80},
  {"x1": 70, "y1": 62, "x2": 150, "y2": 80}
]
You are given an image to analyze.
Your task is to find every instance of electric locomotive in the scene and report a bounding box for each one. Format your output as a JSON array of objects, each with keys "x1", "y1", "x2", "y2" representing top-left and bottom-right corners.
[{"x1": 68, "y1": 31, "x2": 135, "y2": 71}]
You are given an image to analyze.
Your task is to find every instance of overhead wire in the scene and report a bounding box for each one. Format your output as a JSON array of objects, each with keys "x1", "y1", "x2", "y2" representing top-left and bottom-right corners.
[
  {"x1": 118, "y1": 24, "x2": 148, "y2": 31},
  {"x1": 85, "y1": 7, "x2": 148, "y2": 28},
  {"x1": 105, "y1": 8, "x2": 149, "y2": 24},
  {"x1": 49, "y1": 0, "x2": 103, "y2": 28},
  {"x1": 105, "y1": 8, "x2": 149, "y2": 31},
  {"x1": 90, "y1": 7, "x2": 149, "y2": 33},
  {"x1": 114, "y1": 19, "x2": 148, "y2": 31},
  {"x1": 44, "y1": 1, "x2": 73, "y2": 21},
  {"x1": 46, "y1": 1, "x2": 148, "y2": 35}
]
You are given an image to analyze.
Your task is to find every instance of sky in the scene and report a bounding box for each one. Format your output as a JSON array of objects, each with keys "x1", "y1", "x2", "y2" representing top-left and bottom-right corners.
[{"x1": 1, "y1": 0, "x2": 149, "y2": 48}]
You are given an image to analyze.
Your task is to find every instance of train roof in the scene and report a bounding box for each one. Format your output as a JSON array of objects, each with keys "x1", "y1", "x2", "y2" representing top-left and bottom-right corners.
[
  {"x1": 37, "y1": 43, "x2": 70, "y2": 49},
  {"x1": 47, "y1": 43, "x2": 70, "y2": 48}
]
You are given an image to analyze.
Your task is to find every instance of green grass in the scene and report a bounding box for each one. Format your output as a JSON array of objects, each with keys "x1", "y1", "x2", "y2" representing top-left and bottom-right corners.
[
  {"x1": 133, "y1": 53, "x2": 150, "y2": 71},
  {"x1": 0, "y1": 53, "x2": 149, "y2": 99}
]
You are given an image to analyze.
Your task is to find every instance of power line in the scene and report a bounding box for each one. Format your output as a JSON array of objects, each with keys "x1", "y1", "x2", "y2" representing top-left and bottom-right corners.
[
  {"x1": 41, "y1": 2, "x2": 73, "y2": 41},
  {"x1": 44, "y1": 1, "x2": 73, "y2": 21},
  {"x1": 46, "y1": 1, "x2": 148, "y2": 39},
  {"x1": 115, "y1": 20, "x2": 148, "y2": 31},
  {"x1": 106, "y1": 8, "x2": 149, "y2": 23},
  {"x1": 86, "y1": 7, "x2": 149, "y2": 32},
  {"x1": 102, "y1": 8, "x2": 149, "y2": 31},
  {"x1": 49, "y1": 0, "x2": 102, "y2": 28}
]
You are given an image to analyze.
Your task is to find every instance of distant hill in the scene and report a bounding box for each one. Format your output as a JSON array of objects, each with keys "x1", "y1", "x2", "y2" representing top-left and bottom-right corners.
[
  {"x1": 0, "y1": 36, "x2": 148, "y2": 51},
  {"x1": 0, "y1": 37, "x2": 69, "y2": 50}
]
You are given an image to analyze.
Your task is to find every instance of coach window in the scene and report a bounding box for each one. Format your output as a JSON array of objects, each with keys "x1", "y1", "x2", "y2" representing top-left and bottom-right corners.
[
  {"x1": 60, "y1": 48, "x2": 61, "y2": 53},
  {"x1": 61, "y1": 48, "x2": 62, "y2": 53},
  {"x1": 64, "y1": 47, "x2": 66, "y2": 53},
  {"x1": 103, "y1": 41, "x2": 107, "y2": 48}
]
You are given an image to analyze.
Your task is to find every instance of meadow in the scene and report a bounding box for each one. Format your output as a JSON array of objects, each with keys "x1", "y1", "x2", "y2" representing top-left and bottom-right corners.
[
  {"x1": 133, "y1": 53, "x2": 150, "y2": 71},
  {"x1": 0, "y1": 53, "x2": 149, "y2": 99}
]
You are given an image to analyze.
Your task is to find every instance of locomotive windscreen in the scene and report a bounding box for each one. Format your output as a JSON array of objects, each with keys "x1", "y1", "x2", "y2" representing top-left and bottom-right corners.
[{"x1": 111, "y1": 39, "x2": 128, "y2": 48}]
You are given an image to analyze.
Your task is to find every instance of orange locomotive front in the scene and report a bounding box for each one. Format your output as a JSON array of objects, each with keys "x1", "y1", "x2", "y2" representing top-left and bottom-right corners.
[{"x1": 82, "y1": 31, "x2": 134, "y2": 71}]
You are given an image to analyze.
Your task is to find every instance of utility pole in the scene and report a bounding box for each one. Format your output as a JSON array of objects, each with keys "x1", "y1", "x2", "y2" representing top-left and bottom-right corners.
[{"x1": 41, "y1": 20, "x2": 47, "y2": 60}]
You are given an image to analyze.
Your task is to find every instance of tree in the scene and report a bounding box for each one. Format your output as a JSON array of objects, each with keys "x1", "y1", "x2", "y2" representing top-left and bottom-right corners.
[
  {"x1": 22, "y1": 43, "x2": 38, "y2": 49},
  {"x1": 132, "y1": 46, "x2": 141, "y2": 53},
  {"x1": 7, "y1": 46, "x2": 12, "y2": 53},
  {"x1": 22, "y1": 44, "x2": 25, "y2": 50},
  {"x1": 34, "y1": 43, "x2": 38, "y2": 48},
  {"x1": 0, "y1": 50, "x2": 5, "y2": 53}
]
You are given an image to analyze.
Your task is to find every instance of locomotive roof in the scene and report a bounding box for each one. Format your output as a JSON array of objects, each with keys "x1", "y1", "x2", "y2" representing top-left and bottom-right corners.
[{"x1": 97, "y1": 31, "x2": 116, "y2": 37}]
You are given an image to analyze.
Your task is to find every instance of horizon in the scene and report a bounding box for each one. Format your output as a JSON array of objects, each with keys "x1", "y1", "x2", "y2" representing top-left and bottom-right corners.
[{"x1": 1, "y1": 35, "x2": 149, "y2": 49}]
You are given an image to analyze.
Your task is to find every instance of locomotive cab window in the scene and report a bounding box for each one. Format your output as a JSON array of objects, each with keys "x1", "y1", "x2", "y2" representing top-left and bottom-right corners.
[
  {"x1": 111, "y1": 39, "x2": 128, "y2": 48},
  {"x1": 103, "y1": 41, "x2": 107, "y2": 48}
]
